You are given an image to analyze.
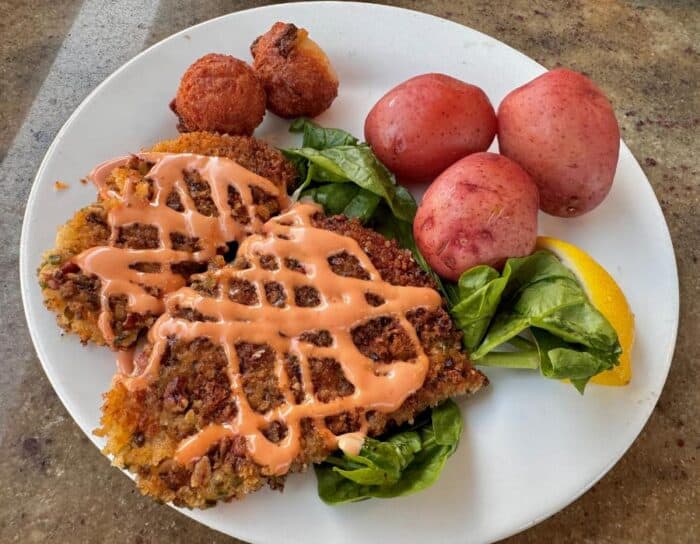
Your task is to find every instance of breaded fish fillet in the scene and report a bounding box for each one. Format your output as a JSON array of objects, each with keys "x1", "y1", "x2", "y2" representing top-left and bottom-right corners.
[
  {"x1": 38, "y1": 132, "x2": 296, "y2": 349},
  {"x1": 97, "y1": 205, "x2": 487, "y2": 508}
]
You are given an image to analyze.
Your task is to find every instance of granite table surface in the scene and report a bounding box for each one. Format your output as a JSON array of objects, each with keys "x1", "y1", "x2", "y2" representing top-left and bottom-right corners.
[{"x1": 0, "y1": 0, "x2": 697, "y2": 542}]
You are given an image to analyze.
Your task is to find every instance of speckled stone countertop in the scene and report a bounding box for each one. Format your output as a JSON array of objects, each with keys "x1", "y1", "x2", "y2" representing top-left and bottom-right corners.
[{"x1": 0, "y1": 1, "x2": 697, "y2": 542}]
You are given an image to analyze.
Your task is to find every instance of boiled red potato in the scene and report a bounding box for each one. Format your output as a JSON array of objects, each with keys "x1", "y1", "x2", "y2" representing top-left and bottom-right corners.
[
  {"x1": 414, "y1": 152, "x2": 539, "y2": 280},
  {"x1": 498, "y1": 68, "x2": 620, "y2": 217},
  {"x1": 365, "y1": 73, "x2": 497, "y2": 184}
]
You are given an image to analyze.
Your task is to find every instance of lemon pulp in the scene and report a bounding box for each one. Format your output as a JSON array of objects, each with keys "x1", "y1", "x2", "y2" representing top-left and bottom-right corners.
[{"x1": 536, "y1": 236, "x2": 635, "y2": 386}]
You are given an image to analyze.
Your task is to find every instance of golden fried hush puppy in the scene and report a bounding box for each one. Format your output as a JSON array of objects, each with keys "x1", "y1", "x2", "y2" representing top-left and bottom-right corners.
[
  {"x1": 171, "y1": 53, "x2": 266, "y2": 135},
  {"x1": 251, "y1": 22, "x2": 338, "y2": 118}
]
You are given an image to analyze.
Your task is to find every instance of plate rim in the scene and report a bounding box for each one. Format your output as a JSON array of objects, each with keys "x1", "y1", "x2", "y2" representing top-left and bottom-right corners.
[{"x1": 19, "y1": 2, "x2": 680, "y2": 543}]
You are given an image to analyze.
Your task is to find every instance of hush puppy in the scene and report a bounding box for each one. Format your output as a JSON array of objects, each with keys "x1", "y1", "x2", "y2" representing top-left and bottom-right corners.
[
  {"x1": 171, "y1": 53, "x2": 266, "y2": 135},
  {"x1": 251, "y1": 22, "x2": 338, "y2": 118}
]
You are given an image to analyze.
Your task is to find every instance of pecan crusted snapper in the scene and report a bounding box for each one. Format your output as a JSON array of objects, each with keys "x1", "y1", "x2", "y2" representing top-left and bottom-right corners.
[
  {"x1": 97, "y1": 203, "x2": 487, "y2": 508},
  {"x1": 38, "y1": 132, "x2": 296, "y2": 349}
]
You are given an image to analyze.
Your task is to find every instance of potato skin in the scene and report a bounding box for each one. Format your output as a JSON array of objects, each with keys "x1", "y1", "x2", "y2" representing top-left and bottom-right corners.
[
  {"x1": 414, "y1": 152, "x2": 539, "y2": 280},
  {"x1": 364, "y1": 73, "x2": 497, "y2": 184},
  {"x1": 251, "y1": 22, "x2": 338, "y2": 118},
  {"x1": 172, "y1": 53, "x2": 266, "y2": 136},
  {"x1": 498, "y1": 68, "x2": 620, "y2": 217}
]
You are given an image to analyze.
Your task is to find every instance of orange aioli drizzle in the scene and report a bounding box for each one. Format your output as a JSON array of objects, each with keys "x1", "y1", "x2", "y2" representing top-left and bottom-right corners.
[
  {"x1": 72, "y1": 153, "x2": 289, "y2": 346},
  {"x1": 118, "y1": 203, "x2": 442, "y2": 475}
]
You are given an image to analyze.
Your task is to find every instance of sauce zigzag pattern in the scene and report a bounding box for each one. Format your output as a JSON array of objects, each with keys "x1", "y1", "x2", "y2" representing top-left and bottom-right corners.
[{"x1": 119, "y1": 203, "x2": 442, "y2": 475}]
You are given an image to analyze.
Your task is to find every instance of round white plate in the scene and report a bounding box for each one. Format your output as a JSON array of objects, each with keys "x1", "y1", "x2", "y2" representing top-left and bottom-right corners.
[{"x1": 20, "y1": 2, "x2": 678, "y2": 543}]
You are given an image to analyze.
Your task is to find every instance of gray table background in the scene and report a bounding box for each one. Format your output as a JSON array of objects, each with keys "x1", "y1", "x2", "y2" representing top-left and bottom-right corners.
[{"x1": 1, "y1": 1, "x2": 698, "y2": 542}]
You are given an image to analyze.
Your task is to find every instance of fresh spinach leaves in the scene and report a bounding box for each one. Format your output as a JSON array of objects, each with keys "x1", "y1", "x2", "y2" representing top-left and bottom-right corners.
[
  {"x1": 450, "y1": 251, "x2": 622, "y2": 393},
  {"x1": 451, "y1": 265, "x2": 510, "y2": 351},
  {"x1": 289, "y1": 117, "x2": 359, "y2": 148},
  {"x1": 284, "y1": 118, "x2": 416, "y2": 222},
  {"x1": 315, "y1": 400, "x2": 463, "y2": 504}
]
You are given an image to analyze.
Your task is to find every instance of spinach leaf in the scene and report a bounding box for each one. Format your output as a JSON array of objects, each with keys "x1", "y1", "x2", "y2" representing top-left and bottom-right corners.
[
  {"x1": 371, "y1": 441, "x2": 451, "y2": 498},
  {"x1": 471, "y1": 252, "x2": 620, "y2": 359},
  {"x1": 327, "y1": 432, "x2": 422, "y2": 486},
  {"x1": 430, "y1": 397, "x2": 463, "y2": 449},
  {"x1": 338, "y1": 189, "x2": 382, "y2": 222},
  {"x1": 285, "y1": 145, "x2": 416, "y2": 222},
  {"x1": 315, "y1": 400, "x2": 463, "y2": 504},
  {"x1": 302, "y1": 184, "x2": 382, "y2": 223},
  {"x1": 284, "y1": 120, "x2": 417, "y2": 223},
  {"x1": 301, "y1": 182, "x2": 358, "y2": 214},
  {"x1": 453, "y1": 251, "x2": 622, "y2": 393},
  {"x1": 499, "y1": 250, "x2": 577, "y2": 299},
  {"x1": 450, "y1": 265, "x2": 509, "y2": 351},
  {"x1": 290, "y1": 117, "x2": 359, "y2": 148},
  {"x1": 531, "y1": 328, "x2": 618, "y2": 393}
]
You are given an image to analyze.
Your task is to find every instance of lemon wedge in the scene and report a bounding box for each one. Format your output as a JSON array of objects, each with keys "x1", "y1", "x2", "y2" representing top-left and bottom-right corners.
[{"x1": 536, "y1": 236, "x2": 634, "y2": 386}]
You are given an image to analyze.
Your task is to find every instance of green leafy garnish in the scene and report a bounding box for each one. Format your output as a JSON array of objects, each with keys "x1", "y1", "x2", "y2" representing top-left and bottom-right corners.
[
  {"x1": 301, "y1": 183, "x2": 382, "y2": 223},
  {"x1": 289, "y1": 117, "x2": 359, "y2": 148},
  {"x1": 284, "y1": 118, "x2": 416, "y2": 223},
  {"x1": 451, "y1": 265, "x2": 509, "y2": 351},
  {"x1": 315, "y1": 400, "x2": 463, "y2": 504},
  {"x1": 450, "y1": 251, "x2": 622, "y2": 393}
]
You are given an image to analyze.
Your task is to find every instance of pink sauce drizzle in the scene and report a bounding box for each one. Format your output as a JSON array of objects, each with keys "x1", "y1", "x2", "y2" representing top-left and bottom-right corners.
[
  {"x1": 72, "y1": 152, "x2": 289, "y2": 346},
  {"x1": 118, "y1": 203, "x2": 442, "y2": 475}
]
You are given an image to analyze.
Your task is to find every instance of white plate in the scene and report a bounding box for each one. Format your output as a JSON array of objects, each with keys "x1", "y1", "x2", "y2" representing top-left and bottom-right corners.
[{"x1": 20, "y1": 2, "x2": 678, "y2": 543}]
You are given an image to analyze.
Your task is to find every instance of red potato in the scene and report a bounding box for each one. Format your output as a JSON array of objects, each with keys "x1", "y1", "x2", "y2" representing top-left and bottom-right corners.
[
  {"x1": 414, "y1": 152, "x2": 539, "y2": 280},
  {"x1": 365, "y1": 73, "x2": 497, "y2": 184},
  {"x1": 498, "y1": 68, "x2": 620, "y2": 217}
]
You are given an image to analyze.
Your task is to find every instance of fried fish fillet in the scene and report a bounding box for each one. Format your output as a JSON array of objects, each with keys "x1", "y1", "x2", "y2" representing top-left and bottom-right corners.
[
  {"x1": 38, "y1": 132, "x2": 296, "y2": 348},
  {"x1": 97, "y1": 209, "x2": 487, "y2": 508}
]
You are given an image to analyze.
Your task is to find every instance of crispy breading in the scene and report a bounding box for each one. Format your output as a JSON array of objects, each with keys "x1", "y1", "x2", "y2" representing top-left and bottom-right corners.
[
  {"x1": 149, "y1": 132, "x2": 297, "y2": 188},
  {"x1": 97, "y1": 213, "x2": 487, "y2": 508},
  {"x1": 38, "y1": 133, "x2": 296, "y2": 348}
]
